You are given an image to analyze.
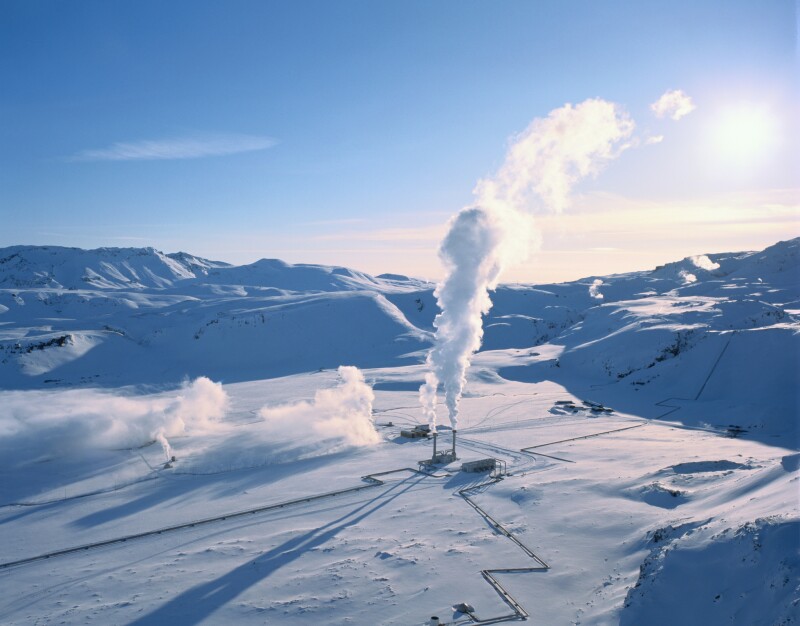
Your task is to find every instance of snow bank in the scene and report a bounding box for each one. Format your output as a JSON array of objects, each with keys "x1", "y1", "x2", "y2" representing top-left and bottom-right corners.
[{"x1": 622, "y1": 517, "x2": 799, "y2": 625}]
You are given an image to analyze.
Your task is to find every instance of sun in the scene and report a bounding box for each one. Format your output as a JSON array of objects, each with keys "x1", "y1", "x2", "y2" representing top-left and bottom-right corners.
[{"x1": 710, "y1": 103, "x2": 779, "y2": 169}]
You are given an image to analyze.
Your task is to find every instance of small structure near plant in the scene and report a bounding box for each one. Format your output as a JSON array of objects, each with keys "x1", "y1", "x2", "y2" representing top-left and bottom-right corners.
[
  {"x1": 461, "y1": 458, "x2": 497, "y2": 473},
  {"x1": 400, "y1": 424, "x2": 430, "y2": 438}
]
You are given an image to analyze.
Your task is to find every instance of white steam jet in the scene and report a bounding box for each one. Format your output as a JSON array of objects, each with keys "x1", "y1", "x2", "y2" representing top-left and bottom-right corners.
[{"x1": 420, "y1": 99, "x2": 635, "y2": 442}]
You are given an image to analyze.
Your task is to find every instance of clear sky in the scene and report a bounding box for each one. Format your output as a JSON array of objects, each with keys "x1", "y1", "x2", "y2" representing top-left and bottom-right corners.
[{"x1": 1, "y1": 0, "x2": 797, "y2": 282}]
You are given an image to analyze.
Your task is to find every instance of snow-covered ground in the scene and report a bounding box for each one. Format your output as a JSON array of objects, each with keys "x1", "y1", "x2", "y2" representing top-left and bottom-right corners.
[{"x1": 0, "y1": 240, "x2": 797, "y2": 624}]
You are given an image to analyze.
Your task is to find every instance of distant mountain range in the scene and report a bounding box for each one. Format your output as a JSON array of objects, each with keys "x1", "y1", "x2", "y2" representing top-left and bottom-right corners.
[{"x1": 1, "y1": 239, "x2": 797, "y2": 442}]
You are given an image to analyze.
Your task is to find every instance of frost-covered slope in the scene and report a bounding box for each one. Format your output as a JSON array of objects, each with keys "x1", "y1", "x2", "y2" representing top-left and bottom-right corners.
[
  {"x1": 0, "y1": 239, "x2": 797, "y2": 625},
  {"x1": 0, "y1": 245, "x2": 229, "y2": 290},
  {"x1": 0, "y1": 246, "x2": 432, "y2": 387},
  {"x1": 479, "y1": 239, "x2": 800, "y2": 445},
  {"x1": 1, "y1": 241, "x2": 797, "y2": 426}
]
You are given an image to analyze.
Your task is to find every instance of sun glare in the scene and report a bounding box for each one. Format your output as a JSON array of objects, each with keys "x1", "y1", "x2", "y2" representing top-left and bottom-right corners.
[{"x1": 710, "y1": 103, "x2": 779, "y2": 169}]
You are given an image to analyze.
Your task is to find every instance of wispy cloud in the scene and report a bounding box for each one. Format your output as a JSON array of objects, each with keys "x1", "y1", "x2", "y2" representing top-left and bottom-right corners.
[
  {"x1": 651, "y1": 89, "x2": 696, "y2": 120},
  {"x1": 69, "y1": 133, "x2": 276, "y2": 162}
]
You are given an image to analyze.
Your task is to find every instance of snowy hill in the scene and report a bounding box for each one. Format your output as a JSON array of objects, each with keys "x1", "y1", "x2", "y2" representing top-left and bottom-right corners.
[
  {"x1": 0, "y1": 246, "x2": 432, "y2": 387},
  {"x1": 0, "y1": 245, "x2": 229, "y2": 290},
  {"x1": 0, "y1": 240, "x2": 797, "y2": 440},
  {"x1": 0, "y1": 239, "x2": 797, "y2": 625}
]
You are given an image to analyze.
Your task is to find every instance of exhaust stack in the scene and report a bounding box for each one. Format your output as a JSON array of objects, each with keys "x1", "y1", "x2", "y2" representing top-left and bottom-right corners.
[{"x1": 421, "y1": 427, "x2": 456, "y2": 469}]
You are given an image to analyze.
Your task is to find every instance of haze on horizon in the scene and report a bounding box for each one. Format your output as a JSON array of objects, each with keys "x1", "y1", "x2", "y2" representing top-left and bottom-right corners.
[{"x1": 1, "y1": 0, "x2": 798, "y2": 283}]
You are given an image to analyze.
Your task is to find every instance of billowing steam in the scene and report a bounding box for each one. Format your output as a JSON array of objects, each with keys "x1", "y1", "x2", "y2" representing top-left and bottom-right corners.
[
  {"x1": 421, "y1": 99, "x2": 634, "y2": 432},
  {"x1": 678, "y1": 255, "x2": 720, "y2": 285},
  {"x1": 259, "y1": 365, "x2": 379, "y2": 447},
  {"x1": 679, "y1": 270, "x2": 697, "y2": 284},
  {"x1": 154, "y1": 429, "x2": 173, "y2": 462},
  {"x1": 0, "y1": 376, "x2": 228, "y2": 467},
  {"x1": 589, "y1": 279, "x2": 604, "y2": 300},
  {"x1": 0, "y1": 368, "x2": 379, "y2": 484},
  {"x1": 690, "y1": 254, "x2": 720, "y2": 271}
]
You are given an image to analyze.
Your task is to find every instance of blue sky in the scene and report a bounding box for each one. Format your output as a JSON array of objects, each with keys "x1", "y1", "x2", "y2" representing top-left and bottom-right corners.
[{"x1": 2, "y1": 0, "x2": 797, "y2": 281}]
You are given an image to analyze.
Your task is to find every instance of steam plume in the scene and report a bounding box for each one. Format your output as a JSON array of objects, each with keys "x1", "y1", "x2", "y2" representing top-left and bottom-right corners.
[
  {"x1": 690, "y1": 254, "x2": 720, "y2": 271},
  {"x1": 0, "y1": 376, "x2": 228, "y2": 466},
  {"x1": 259, "y1": 365, "x2": 379, "y2": 447},
  {"x1": 421, "y1": 99, "x2": 634, "y2": 431},
  {"x1": 679, "y1": 270, "x2": 697, "y2": 284},
  {"x1": 589, "y1": 279, "x2": 604, "y2": 299},
  {"x1": 154, "y1": 428, "x2": 173, "y2": 462}
]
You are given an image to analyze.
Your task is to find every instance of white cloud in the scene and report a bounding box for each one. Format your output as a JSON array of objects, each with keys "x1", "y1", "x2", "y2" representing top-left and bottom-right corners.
[
  {"x1": 70, "y1": 133, "x2": 276, "y2": 161},
  {"x1": 646, "y1": 134, "x2": 665, "y2": 145},
  {"x1": 651, "y1": 89, "x2": 696, "y2": 120}
]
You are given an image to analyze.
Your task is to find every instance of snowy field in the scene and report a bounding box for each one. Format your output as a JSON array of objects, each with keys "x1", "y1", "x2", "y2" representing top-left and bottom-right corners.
[{"x1": 0, "y1": 240, "x2": 798, "y2": 625}]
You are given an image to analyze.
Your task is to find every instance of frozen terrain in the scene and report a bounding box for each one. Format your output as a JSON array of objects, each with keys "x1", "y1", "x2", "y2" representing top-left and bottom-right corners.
[{"x1": 0, "y1": 239, "x2": 797, "y2": 625}]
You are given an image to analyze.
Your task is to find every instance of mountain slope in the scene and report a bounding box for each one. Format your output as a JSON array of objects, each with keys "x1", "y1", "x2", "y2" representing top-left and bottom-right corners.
[{"x1": 1, "y1": 239, "x2": 797, "y2": 444}]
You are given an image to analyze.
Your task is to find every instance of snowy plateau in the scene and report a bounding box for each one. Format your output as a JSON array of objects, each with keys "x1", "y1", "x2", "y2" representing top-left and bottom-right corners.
[{"x1": 0, "y1": 239, "x2": 798, "y2": 625}]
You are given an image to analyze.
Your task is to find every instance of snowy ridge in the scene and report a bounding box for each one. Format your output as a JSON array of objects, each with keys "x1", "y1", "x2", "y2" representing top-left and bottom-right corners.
[
  {"x1": 0, "y1": 245, "x2": 430, "y2": 293},
  {"x1": 0, "y1": 245, "x2": 230, "y2": 290},
  {"x1": 0, "y1": 239, "x2": 797, "y2": 625}
]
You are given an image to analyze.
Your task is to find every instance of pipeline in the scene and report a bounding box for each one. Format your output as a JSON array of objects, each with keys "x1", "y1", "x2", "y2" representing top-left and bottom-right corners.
[
  {"x1": 0, "y1": 467, "x2": 445, "y2": 572},
  {"x1": 453, "y1": 479, "x2": 549, "y2": 624}
]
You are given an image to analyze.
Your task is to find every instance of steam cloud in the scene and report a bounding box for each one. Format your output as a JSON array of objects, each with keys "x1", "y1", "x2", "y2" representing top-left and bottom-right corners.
[
  {"x1": 0, "y1": 377, "x2": 228, "y2": 466},
  {"x1": 0, "y1": 368, "x2": 378, "y2": 488},
  {"x1": 678, "y1": 255, "x2": 720, "y2": 285},
  {"x1": 259, "y1": 365, "x2": 379, "y2": 447},
  {"x1": 679, "y1": 270, "x2": 698, "y2": 284},
  {"x1": 589, "y1": 279, "x2": 605, "y2": 299},
  {"x1": 421, "y1": 99, "x2": 634, "y2": 431},
  {"x1": 690, "y1": 254, "x2": 720, "y2": 271}
]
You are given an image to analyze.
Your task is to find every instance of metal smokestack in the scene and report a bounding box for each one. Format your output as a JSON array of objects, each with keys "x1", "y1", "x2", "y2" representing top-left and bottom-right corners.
[
  {"x1": 432, "y1": 432, "x2": 438, "y2": 461},
  {"x1": 452, "y1": 429, "x2": 457, "y2": 458}
]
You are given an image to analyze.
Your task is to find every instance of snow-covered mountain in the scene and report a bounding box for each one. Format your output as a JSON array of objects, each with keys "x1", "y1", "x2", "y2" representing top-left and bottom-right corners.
[
  {"x1": 0, "y1": 239, "x2": 797, "y2": 625},
  {"x1": 1, "y1": 240, "x2": 796, "y2": 440},
  {"x1": 0, "y1": 245, "x2": 230, "y2": 290},
  {"x1": 0, "y1": 246, "x2": 432, "y2": 387}
]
